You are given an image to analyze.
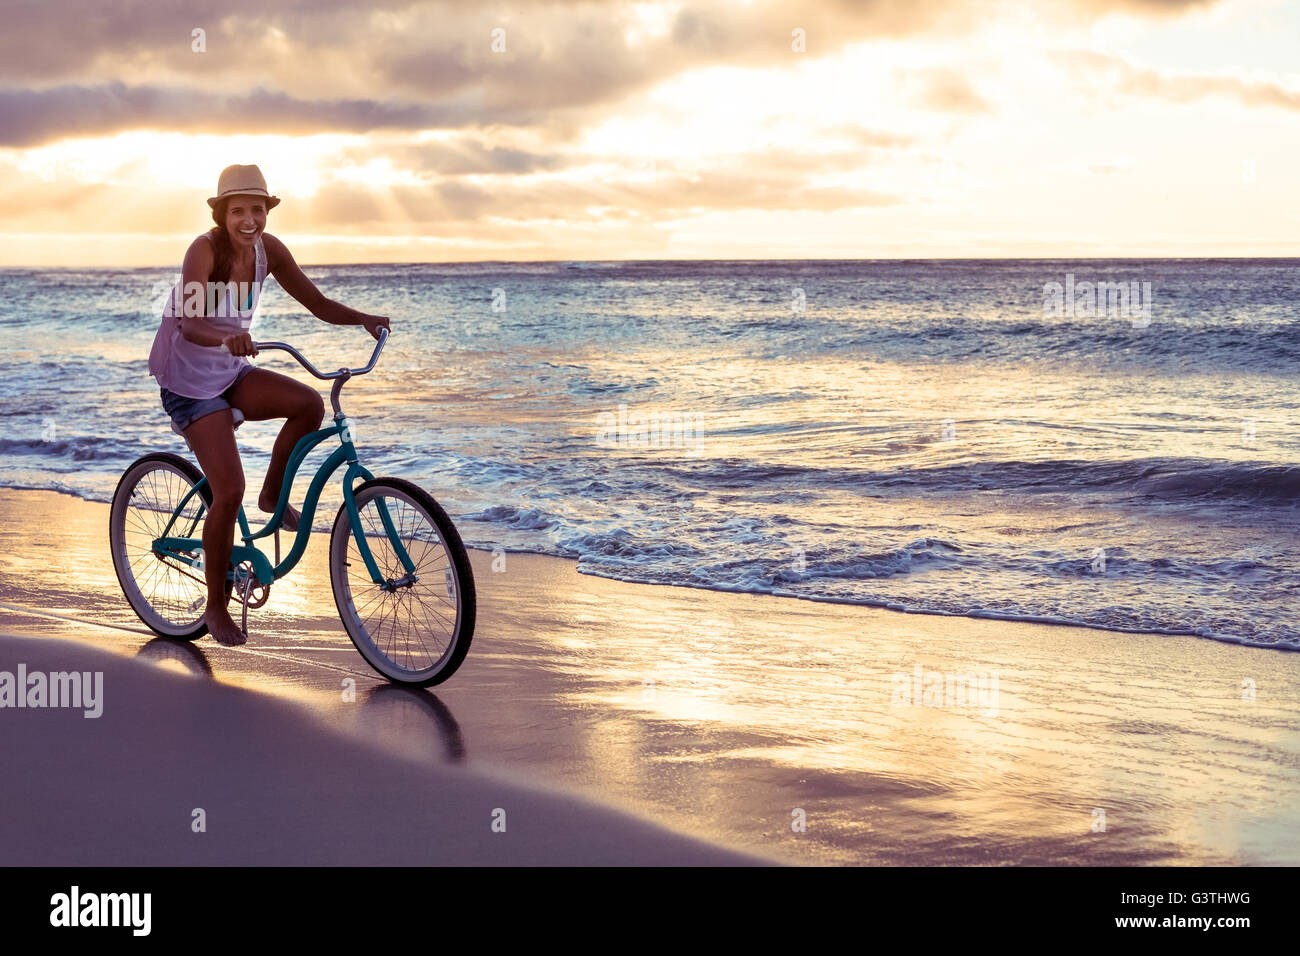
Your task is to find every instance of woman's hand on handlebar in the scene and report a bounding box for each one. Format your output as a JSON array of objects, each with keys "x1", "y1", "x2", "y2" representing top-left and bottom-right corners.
[
  {"x1": 362, "y1": 314, "x2": 391, "y2": 341},
  {"x1": 222, "y1": 332, "x2": 258, "y2": 357}
]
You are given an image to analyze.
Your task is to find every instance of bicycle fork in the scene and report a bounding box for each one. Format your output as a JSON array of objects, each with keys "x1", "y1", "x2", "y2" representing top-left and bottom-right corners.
[{"x1": 343, "y1": 471, "x2": 420, "y2": 591}]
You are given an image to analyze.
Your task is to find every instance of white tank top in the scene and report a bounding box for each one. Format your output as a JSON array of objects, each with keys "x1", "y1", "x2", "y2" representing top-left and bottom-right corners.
[{"x1": 148, "y1": 232, "x2": 266, "y2": 399}]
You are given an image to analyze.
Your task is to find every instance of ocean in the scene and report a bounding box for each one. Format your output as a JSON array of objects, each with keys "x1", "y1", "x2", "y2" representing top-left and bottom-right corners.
[{"x1": 2, "y1": 257, "x2": 1297, "y2": 649}]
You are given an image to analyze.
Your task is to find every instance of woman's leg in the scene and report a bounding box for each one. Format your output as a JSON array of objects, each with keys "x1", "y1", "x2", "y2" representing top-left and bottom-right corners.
[
  {"x1": 227, "y1": 368, "x2": 325, "y2": 531},
  {"x1": 183, "y1": 408, "x2": 247, "y2": 646}
]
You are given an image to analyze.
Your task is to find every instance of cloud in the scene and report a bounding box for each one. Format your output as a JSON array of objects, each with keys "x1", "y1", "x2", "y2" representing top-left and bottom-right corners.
[
  {"x1": 369, "y1": 138, "x2": 569, "y2": 175},
  {"x1": 0, "y1": 82, "x2": 457, "y2": 147},
  {"x1": 900, "y1": 67, "x2": 992, "y2": 114},
  {"x1": 376, "y1": 0, "x2": 983, "y2": 120},
  {"x1": 0, "y1": 0, "x2": 981, "y2": 147},
  {"x1": 282, "y1": 164, "x2": 900, "y2": 231},
  {"x1": 1058, "y1": 50, "x2": 1300, "y2": 112},
  {"x1": 1069, "y1": 0, "x2": 1218, "y2": 14},
  {"x1": 0, "y1": 1, "x2": 1233, "y2": 146},
  {"x1": 332, "y1": 123, "x2": 911, "y2": 181},
  {"x1": 0, "y1": 170, "x2": 224, "y2": 234},
  {"x1": 0, "y1": 0, "x2": 415, "y2": 81},
  {"x1": 0, "y1": 0, "x2": 1219, "y2": 88},
  {"x1": 828, "y1": 125, "x2": 917, "y2": 150}
]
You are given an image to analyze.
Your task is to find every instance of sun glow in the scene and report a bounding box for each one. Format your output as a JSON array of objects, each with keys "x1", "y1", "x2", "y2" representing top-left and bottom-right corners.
[
  {"x1": 3, "y1": 0, "x2": 1300, "y2": 265},
  {"x1": 8, "y1": 130, "x2": 356, "y2": 198}
]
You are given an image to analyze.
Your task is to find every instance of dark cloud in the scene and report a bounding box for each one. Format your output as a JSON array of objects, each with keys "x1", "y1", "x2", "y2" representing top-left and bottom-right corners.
[
  {"x1": 380, "y1": 0, "x2": 980, "y2": 116},
  {"x1": 0, "y1": 0, "x2": 1228, "y2": 146},
  {"x1": 365, "y1": 138, "x2": 568, "y2": 175},
  {"x1": 0, "y1": 82, "x2": 457, "y2": 147},
  {"x1": 0, "y1": 0, "x2": 1217, "y2": 85},
  {"x1": 0, "y1": 0, "x2": 415, "y2": 80},
  {"x1": 0, "y1": 0, "x2": 976, "y2": 147}
]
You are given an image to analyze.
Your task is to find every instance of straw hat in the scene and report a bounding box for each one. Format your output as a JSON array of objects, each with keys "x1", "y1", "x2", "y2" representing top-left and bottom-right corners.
[{"x1": 207, "y1": 164, "x2": 281, "y2": 210}]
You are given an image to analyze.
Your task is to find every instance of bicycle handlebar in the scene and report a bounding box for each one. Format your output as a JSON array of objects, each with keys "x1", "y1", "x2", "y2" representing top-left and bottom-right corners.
[{"x1": 221, "y1": 327, "x2": 389, "y2": 380}]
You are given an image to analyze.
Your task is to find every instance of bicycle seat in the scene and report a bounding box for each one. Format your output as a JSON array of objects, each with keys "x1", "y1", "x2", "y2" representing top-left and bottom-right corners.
[{"x1": 171, "y1": 407, "x2": 245, "y2": 450}]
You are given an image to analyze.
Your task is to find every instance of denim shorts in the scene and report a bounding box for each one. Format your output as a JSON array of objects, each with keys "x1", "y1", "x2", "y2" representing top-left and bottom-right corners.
[{"x1": 160, "y1": 364, "x2": 255, "y2": 432}]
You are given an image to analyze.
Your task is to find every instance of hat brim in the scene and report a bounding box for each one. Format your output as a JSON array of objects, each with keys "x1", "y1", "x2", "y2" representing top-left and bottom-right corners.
[{"x1": 208, "y1": 193, "x2": 280, "y2": 210}]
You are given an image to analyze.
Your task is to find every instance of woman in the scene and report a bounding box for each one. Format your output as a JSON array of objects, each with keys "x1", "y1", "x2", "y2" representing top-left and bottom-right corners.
[{"x1": 148, "y1": 164, "x2": 390, "y2": 647}]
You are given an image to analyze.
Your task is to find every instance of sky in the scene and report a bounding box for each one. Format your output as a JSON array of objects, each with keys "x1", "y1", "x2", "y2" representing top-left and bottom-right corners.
[{"x1": 1, "y1": 0, "x2": 1297, "y2": 266}]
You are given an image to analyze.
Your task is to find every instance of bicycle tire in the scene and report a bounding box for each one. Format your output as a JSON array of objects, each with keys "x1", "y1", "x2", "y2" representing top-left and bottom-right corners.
[
  {"x1": 109, "y1": 452, "x2": 230, "y2": 640},
  {"x1": 329, "y1": 477, "x2": 476, "y2": 686}
]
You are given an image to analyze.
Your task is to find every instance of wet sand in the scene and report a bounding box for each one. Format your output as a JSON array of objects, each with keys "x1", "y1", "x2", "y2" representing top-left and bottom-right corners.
[
  {"x1": 0, "y1": 630, "x2": 772, "y2": 865},
  {"x1": 1, "y1": 487, "x2": 1298, "y2": 865}
]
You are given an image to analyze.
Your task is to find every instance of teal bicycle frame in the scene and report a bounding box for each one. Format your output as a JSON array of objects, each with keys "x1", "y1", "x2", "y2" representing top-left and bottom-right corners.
[{"x1": 150, "y1": 329, "x2": 419, "y2": 593}]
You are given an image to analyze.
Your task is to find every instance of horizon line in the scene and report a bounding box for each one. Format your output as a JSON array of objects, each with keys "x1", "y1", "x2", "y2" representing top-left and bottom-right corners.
[{"x1": 5, "y1": 254, "x2": 1300, "y2": 271}]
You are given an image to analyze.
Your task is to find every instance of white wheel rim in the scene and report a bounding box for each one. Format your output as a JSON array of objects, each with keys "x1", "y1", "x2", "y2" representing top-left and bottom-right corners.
[{"x1": 333, "y1": 486, "x2": 463, "y2": 679}]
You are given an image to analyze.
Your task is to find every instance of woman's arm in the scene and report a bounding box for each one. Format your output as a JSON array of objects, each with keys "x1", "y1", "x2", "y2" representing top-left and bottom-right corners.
[
  {"x1": 178, "y1": 235, "x2": 237, "y2": 348},
  {"x1": 264, "y1": 232, "x2": 389, "y2": 338}
]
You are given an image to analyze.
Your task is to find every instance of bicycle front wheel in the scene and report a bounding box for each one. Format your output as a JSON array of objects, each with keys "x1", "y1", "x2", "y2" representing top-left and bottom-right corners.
[
  {"x1": 329, "y1": 477, "x2": 476, "y2": 686},
  {"x1": 110, "y1": 452, "x2": 222, "y2": 640}
]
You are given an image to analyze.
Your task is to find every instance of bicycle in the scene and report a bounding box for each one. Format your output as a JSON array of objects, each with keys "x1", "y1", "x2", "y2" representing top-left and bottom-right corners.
[{"x1": 110, "y1": 328, "x2": 476, "y2": 687}]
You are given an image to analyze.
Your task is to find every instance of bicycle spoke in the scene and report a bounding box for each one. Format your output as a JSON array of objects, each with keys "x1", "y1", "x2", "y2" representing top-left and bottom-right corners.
[
  {"x1": 332, "y1": 482, "x2": 471, "y2": 682},
  {"x1": 112, "y1": 458, "x2": 214, "y2": 637}
]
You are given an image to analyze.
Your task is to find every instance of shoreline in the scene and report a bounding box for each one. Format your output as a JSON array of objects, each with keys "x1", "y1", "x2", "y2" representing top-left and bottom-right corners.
[
  {"x1": 7, "y1": 483, "x2": 1290, "y2": 654},
  {"x1": 1, "y1": 487, "x2": 1298, "y2": 865}
]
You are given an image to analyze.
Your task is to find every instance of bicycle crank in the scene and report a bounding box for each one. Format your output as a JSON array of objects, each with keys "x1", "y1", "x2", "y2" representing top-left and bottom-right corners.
[{"x1": 233, "y1": 564, "x2": 271, "y2": 609}]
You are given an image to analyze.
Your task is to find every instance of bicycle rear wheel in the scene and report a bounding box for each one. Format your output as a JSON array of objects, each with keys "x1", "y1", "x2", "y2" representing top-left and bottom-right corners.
[
  {"x1": 110, "y1": 452, "x2": 226, "y2": 640},
  {"x1": 329, "y1": 477, "x2": 476, "y2": 686}
]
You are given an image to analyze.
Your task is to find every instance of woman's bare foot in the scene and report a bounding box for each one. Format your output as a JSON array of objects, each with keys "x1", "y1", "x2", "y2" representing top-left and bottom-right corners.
[
  {"x1": 204, "y1": 606, "x2": 247, "y2": 646},
  {"x1": 259, "y1": 494, "x2": 301, "y2": 532}
]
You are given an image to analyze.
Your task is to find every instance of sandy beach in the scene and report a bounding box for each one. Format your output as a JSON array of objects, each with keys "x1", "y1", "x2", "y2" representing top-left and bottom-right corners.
[
  {"x1": 1, "y1": 487, "x2": 1298, "y2": 866},
  {"x1": 0, "y1": 630, "x2": 769, "y2": 865}
]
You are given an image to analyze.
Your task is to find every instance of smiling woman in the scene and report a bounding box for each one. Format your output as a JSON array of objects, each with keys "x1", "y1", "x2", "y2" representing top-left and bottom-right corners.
[
  {"x1": 145, "y1": 163, "x2": 391, "y2": 648},
  {"x1": 206, "y1": 168, "x2": 280, "y2": 303}
]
